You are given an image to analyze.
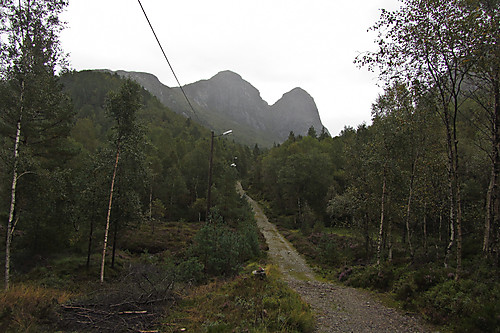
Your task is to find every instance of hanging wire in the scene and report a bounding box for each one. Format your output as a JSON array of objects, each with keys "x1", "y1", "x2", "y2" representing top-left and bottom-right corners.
[{"x1": 137, "y1": 0, "x2": 200, "y2": 121}]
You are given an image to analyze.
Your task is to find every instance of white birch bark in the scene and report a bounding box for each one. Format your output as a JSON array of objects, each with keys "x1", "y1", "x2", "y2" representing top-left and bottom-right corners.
[
  {"x1": 4, "y1": 81, "x2": 24, "y2": 291},
  {"x1": 377, "y1": 164, "x2": 387, "y2": 267},
  {"x1": 100, "y1": 145, "x2": 120, "y2": 283}
]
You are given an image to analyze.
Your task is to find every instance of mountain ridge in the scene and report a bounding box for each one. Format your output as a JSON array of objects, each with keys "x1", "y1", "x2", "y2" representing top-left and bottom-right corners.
[{"x1": 113, "y1": 69, "x2": 328, "y2": 146}]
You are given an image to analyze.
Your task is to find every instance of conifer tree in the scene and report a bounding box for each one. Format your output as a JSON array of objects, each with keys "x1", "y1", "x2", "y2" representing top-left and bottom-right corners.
[{"x1": 0, "y1": 0, "x2": 71, "y2": 290}]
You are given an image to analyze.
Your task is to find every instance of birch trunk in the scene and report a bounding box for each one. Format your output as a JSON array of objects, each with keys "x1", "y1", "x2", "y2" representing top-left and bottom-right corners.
[
  {"x1": 5, "y1": 117, "x2": 22, "y2": 291},
  {"x1": 484, "y1": 76, "x2": 500, "y2": 256},
  {"x1": 377, "y1": 164, "x2": 387, "y2": 267},
  {"x1": 100, "y1": 145, "x2": 120, "y2": 283},
  {"x1": 405, "y1": 157, "x2": 417, "y2": 258},
  {"x1": 5, "y1": 81, "x2": 24, "y2": 291},
  {"x1": 444, "y1": 117, "x2": 456, "y2": 269},
  {"x1": 453, "y1": 99, "x2": 463, "y2": 278}
]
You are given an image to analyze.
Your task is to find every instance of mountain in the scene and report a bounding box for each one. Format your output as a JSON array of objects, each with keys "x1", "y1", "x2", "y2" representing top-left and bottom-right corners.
[{"x1": 114, "y1": 70, "x2": 327, "y2": 147}]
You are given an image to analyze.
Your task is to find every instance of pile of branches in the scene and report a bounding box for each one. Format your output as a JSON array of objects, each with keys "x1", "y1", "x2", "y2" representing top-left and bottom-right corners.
[{"x1": 59, "y1": 262, "x2": 178, "y2": 332}]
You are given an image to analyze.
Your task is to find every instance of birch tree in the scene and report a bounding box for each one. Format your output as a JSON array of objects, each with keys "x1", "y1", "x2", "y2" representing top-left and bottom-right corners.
[
  {"x1": 0, "y1": 0, "x2": 71, "y2": 290},
  {"x1": 100, "y1": 79, "x2": 142, "y2": 283},
  {"x1": 464, "y1": 0, "x2": 500, "y2": 261},
  {"x1": 356, "y1": 0, "x2": 482, "y2": 277}
]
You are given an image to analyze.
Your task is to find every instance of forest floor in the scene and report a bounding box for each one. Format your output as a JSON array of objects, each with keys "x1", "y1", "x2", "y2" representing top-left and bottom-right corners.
[{"x1": 237, "y1": 182, "x2": 432, "y2": 333}]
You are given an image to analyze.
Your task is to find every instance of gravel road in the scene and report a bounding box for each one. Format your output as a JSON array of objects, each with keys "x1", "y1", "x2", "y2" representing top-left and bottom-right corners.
[{"x1": 237, "y1": 183, "x2": 431, "y2": 333}]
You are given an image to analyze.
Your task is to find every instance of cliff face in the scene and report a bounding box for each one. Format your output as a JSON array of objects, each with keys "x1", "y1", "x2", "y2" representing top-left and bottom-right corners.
[
  {"x1": 183, "y1": 71, "x2": 271, "y2": 132},
  {"x1": 271, "y1": 87, "x2": 324, "y2": 140},
  {"x1": 116, "y1": 70, "x2": 327, "y2": 146}
]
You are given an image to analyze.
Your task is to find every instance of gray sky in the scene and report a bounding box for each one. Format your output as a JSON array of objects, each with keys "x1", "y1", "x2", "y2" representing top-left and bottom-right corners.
[{"x1": 60, "y1": 0, "x2": 401, "y2": 136}]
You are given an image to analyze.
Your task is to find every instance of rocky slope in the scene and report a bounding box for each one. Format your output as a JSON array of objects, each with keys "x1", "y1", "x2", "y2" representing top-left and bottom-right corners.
[{"x1": 115, "y1": 69, "x2": 327, "y2": 146}]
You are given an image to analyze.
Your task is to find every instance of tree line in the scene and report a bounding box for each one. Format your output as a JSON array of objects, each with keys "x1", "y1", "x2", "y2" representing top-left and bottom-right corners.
[
  {"x1": 1, "y1": 0, "x2": 256, "y2": 289},
  {"x1": 249, "y1": 0, "x2": 499, "y2": 276},
  {"x1": 1, "y1": 0, "x2": 498, "y2": 308}
]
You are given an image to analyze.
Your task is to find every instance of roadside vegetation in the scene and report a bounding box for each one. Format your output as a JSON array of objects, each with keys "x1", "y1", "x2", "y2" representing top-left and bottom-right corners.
[
  {"x1": 257, "y1": 213, "x2": 500, "y2": 332},
  {"x1": 246, "y1": 1, "x2": 500, "y2": 331},
  {"x1": 163, "y1": 264, "x2": 313, "y2": 333},
  {"x1": 0, "y1": 207, "x2": 315, "y2": 332}
]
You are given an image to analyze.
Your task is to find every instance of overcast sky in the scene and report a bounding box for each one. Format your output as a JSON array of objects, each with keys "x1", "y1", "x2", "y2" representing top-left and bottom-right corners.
[{"x1": 60, "y1": 0, "x2": 402, "y2": 137}]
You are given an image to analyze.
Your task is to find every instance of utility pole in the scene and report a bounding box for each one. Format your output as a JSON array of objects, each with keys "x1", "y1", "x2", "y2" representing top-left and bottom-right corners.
[
  {"x1": 206, "y1": 131, "x2": 215, "y2": 221},
  {"x1": 206, "y1": 130, "x2": 232, "y2": 221}
]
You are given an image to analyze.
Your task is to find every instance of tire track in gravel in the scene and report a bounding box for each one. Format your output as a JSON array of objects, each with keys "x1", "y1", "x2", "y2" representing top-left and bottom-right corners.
[{"x1": 237, "y1": 182, "x2": 431, "y2": 333}]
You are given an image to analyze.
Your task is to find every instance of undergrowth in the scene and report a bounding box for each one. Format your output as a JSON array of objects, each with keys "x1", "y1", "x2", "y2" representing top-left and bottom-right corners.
[
  {"x1": 162, "y1": 264, "x2": 314, "y2": 333},
  {"x1": 0, "y1": 202, "x2": 268, "y2": 332},
  {"x1": 0, "y1": 284, "x2": 72, "y2": 333},
  {"x1": 271, "y1": 215, "x2": 500, "y2": 333}
]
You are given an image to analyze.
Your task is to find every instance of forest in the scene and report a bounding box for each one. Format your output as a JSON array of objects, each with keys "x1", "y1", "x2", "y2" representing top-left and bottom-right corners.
[
  {"x1": 1, "y1": 0, "x2": 499, "y2": 332},
  {"x1": 246, "y1": 0, "x2": 499, "y2": 331}
]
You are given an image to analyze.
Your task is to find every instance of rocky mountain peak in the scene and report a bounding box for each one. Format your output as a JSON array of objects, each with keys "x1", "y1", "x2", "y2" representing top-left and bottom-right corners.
[{"x1": 115, "y1": 69, "x2": 327, "y2": 146}]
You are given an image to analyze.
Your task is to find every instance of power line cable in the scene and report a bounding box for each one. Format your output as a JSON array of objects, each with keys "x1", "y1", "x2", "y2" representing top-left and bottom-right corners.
[{"x1": 137, "y1": 0, "x2": 200, "y2": 122}]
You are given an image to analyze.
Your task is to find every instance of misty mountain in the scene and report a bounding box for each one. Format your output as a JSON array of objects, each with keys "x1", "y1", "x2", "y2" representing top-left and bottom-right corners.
[{"x1": 114, "y1": 69, "x2": 327, "y2": 147}]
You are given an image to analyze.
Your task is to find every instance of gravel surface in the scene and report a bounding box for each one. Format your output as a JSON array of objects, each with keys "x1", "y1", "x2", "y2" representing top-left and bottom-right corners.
[{"x1": 237, "y1": 183, "x2": 432, "y2": 333}]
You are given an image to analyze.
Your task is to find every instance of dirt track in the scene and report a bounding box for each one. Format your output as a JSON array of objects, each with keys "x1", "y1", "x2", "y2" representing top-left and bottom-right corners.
[{"x1": 237, "y1": 183, "x2": 430, "y2": 333}]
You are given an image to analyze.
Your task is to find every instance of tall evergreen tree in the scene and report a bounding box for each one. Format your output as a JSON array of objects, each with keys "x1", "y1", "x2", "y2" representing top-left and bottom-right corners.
[{"x1": 0, "y1": 0, "x2": 72, "y2": 290}]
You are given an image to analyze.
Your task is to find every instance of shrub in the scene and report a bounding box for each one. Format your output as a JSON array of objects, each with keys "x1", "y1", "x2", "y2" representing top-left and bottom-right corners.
[
  {"x1": 347, "y1": 264, "x2": 395, "y2": 292},
  {"x1": 318, "y1": 234, "x2": 340, "y2": 266},
  {"x1": 176, "y1": 257, "x2": 205, "y2": 284},
  {"x1": 419, "y1": 279, "x2": 500, "y2": 331},
  {"x1": 188, "y1": 213, "x2": 260, "y2": 277}
]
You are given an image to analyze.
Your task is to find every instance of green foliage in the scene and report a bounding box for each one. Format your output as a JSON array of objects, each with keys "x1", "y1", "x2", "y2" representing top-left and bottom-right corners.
[
  {"x1": 175, "y1": 257, "x2": 205, "y2": 284},
  {"x1": 0, "y1": 0, "x2": 76, "y2": 279},
  {"x1": 250, "y1": 134, "x2": 339, "y2": 226},
  {"x1": 419, "y1": 278, "x2": 500, "y2": 332},
  {"x1": 164, "y1": 265, "x2": 314, "y2": 332},
  {"x1": 5, "y1": 69, "x2": 258, "y2": 260},
  {"x1": 188, "y1": 212, "x2": 260, "y2": 277}
]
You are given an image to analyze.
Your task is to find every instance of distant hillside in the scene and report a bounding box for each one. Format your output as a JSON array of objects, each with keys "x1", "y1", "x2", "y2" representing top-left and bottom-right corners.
[{"x1": 114, "y1": 70, "x2": 328, "y2": 147}]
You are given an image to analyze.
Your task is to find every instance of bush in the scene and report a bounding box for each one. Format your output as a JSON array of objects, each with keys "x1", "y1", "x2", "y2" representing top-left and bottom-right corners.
[
  {"x1": 189, "y1": 222, "x2": 240, "y2": 276},
  {"x1": 176, "y1": 258, "x2": 204, "y2": 284},
  {"x1": 419, "y1": 279, "x2": 500, "y2": 331},
  {"x1": 347, "y1": 264, "x2": 395, "y2": 292},
  {"x1": 188, "y1": 213, "x2": 260, "y2": 277},
  {"x1": 318, "y1": 234, "x2": 340, "y2": 266}
]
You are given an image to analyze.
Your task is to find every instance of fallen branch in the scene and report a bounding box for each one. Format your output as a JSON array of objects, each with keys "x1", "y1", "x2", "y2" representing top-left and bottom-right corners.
[{"x1": 117, "y1": 310, "x2": 148, "y2": 315}]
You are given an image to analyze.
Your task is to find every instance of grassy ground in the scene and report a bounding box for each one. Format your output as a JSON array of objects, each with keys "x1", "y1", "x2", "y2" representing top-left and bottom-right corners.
[
  {"x1": 162, "y1": 264, "x2": 314, "y2": 333},
  {"x1": 0, "y1": 220, "x2": 315, "y2": 332}
]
